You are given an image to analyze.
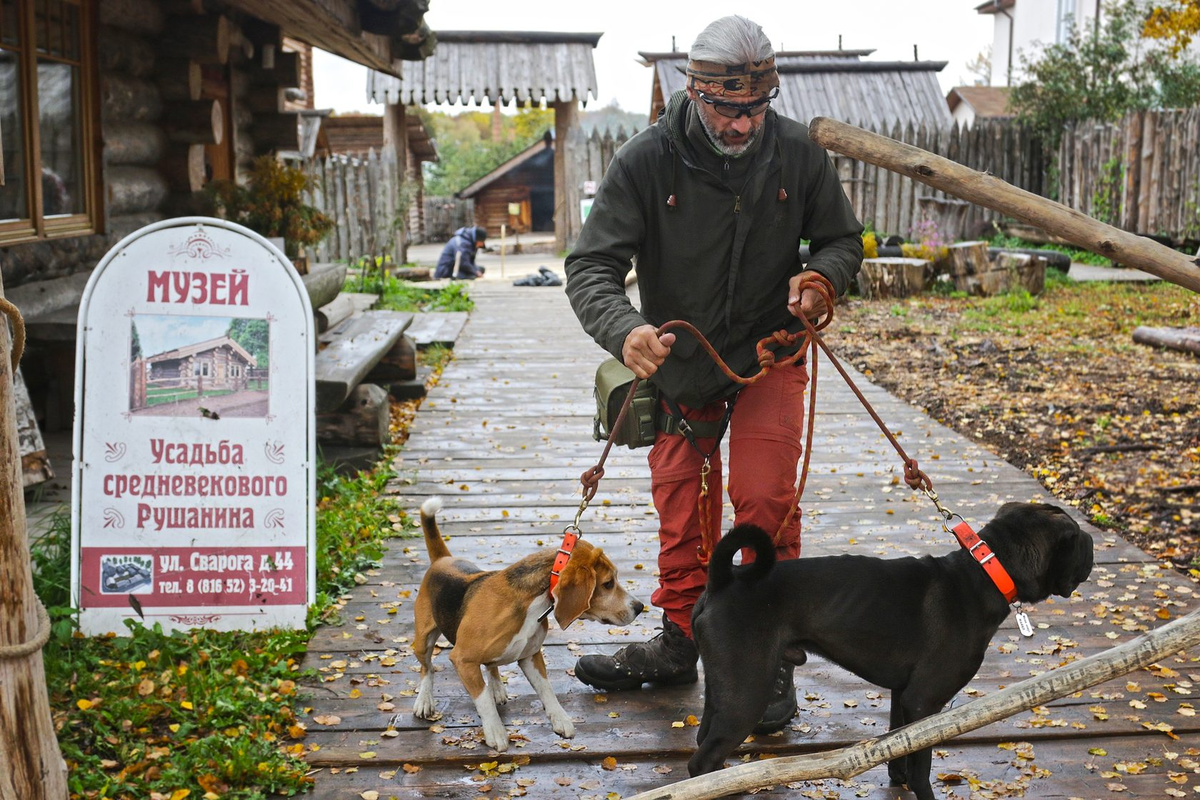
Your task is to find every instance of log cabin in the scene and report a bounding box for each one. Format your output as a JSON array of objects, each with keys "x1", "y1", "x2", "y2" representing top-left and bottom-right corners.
[{"x1": 0, "y1": 0, "x2": 434, "y2": 485}]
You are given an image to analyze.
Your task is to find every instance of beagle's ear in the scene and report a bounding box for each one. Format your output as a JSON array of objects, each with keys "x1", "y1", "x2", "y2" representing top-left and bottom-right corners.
[{"x1": 553, "y1": 557, "x2": 596, "y2": 630}]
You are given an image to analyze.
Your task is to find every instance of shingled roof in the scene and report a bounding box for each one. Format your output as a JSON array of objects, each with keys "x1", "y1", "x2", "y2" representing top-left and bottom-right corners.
[
  {"x1": 642, "y1": 50, "x2": 953, "y2": 129},
  {"x1": 367, "y1": 31, "x2": 601, "y2": 106}
]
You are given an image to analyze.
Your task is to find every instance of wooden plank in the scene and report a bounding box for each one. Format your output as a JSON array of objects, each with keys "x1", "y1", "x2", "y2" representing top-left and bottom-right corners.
[
  {"x1": 314, "y1": 310, "x2": 413, "y2": 412},
  {"x1": 405, "y1": 311, "x2": 469, "y2": 349}
]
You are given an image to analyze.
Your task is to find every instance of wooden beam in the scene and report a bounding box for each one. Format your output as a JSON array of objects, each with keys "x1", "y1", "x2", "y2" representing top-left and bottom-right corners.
[
  {"x1": 219, "y1": 0, "x2": 394, "y2": 73},
  {"x1": 553, "y1": 100, "x2": 578, "y2": 254},
  {"x1": 807, "y1": 117, "x2": 1200, "y2": 293}
]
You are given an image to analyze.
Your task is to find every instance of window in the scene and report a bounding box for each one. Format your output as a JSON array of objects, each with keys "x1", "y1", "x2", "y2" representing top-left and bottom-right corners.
[{"x1": 0, "y1": 0, "x2": 99, "y2": 244}]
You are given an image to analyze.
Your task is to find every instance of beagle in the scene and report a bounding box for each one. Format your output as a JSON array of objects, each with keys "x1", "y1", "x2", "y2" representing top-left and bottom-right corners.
[{"x1": 412, "y1": 497, "x2": 645, "y2": 751}]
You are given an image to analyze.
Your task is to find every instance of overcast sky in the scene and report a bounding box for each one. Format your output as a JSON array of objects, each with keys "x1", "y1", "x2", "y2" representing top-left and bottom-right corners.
[{"x1": 313, "y1": 1, "x2": 996, "y2": 116}]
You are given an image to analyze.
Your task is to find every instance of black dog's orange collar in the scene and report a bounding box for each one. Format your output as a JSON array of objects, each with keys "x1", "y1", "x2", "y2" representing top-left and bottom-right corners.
[
  {"x1": 950, "y1": 520, "x2": 1017, "y2": 603},
  {"x1": 539, "y1": 528, "x2": 581, "y2": 622}
]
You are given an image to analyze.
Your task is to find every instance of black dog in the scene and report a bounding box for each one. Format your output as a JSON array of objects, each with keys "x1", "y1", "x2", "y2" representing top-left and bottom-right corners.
[{"x1": 689, "y1": 502, "x2": 1094, "y2": 799}]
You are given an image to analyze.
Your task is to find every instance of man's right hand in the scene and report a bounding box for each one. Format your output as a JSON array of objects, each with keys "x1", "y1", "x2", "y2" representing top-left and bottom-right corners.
[{"x1": 622, "y1": 325, "x2": 676, "y2": 379}]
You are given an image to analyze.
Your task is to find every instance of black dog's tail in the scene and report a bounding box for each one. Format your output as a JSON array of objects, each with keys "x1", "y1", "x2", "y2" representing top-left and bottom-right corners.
[{"x1": 708, "y1": 523, "x2": 776, "y2": 592}]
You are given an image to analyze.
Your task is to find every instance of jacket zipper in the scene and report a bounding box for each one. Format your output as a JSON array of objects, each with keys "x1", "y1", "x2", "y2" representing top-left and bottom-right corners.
[{"x1": 724, "y1": 159, "x2": 741, "y2": 214}]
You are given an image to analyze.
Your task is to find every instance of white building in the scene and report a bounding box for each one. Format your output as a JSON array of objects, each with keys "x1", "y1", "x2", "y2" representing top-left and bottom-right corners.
[{"x1": 979, "y1": 0, "x2": 1200, "y2": 86}]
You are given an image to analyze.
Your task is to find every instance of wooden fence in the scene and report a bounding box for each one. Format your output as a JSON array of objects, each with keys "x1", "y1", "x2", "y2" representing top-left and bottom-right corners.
[
  {"x1": 1057, "y1": 108, "x2": 1200, "y2": 240},
  {"x1": 422, "y1": 196, "x2": 475, "y2": 243},
  {"x1": 571, "y1": 110, "x2": 1200, "y2": 246},
  {"x1": 302, "y1": 148, "x2": 400, "y2": 265},
  {"x1": 562, "y1": 126, "x2": 637, "y2": 248}
]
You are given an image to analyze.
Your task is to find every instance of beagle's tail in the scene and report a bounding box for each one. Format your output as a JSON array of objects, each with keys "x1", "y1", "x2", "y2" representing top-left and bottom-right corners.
[
  {"x1": 420, "y1": 497, "x2": 452, "y2": 562},
  {"x1": 708, "y1": 523, "x2": 776, "y2": 592}
]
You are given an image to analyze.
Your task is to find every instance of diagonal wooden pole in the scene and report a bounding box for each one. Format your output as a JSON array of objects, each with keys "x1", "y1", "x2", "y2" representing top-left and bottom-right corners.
[
  {"x1": 807, "y1": 117, "x2": 1200, "y2": 293},
  {"x1": 0, "y1": 281, "x2": 68, "y2": 798},
  {"x1": 625, "y1": 606, "x2": 1200, "y2": 800}
]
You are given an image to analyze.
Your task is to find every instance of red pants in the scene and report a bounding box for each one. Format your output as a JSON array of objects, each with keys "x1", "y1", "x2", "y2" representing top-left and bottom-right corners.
[{"x1": 649, "y1": 361, "x2": 808, "y2": 637}]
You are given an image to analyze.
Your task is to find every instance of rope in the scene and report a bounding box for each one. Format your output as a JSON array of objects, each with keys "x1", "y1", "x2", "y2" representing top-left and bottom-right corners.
[
  {"x1": 0, "y1": 297, "x2": 25, "y2": 371},
  {"x1": 0, "y1": 297, "x2": 46, "y2": 660},
  {"x1": 0, "y1": 600, "x2": 51, "y2": 660},
  {"x1": 578, "y1": 272, "x2": 940, "y2": 559}
]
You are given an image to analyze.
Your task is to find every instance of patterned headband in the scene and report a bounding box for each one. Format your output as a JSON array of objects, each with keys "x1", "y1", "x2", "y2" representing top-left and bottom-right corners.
[{"x1": 685, "y1": 56, "x2": 779, "y2": 98}]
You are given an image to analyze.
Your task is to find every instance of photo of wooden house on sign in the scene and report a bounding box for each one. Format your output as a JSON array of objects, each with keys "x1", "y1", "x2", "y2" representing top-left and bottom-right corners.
[{"x1": 130, "y1": 320, "x2": 270, "y2": 418}]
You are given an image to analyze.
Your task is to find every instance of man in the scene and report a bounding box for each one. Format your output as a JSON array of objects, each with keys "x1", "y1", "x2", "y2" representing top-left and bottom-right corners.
[
  {"x1": 435, "y1": 225, "x2": 488, "y2": 279},
  {"x1": 564, "y1": 15, "x2": 863, "y2": 732}
]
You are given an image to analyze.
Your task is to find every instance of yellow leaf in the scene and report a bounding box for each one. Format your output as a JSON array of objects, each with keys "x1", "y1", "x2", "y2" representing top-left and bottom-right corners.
[
  {"x1": 170, "y1": 791, "x2": 191, "y2": 800},
  {"x1": 685, "y1": 715, "x2": 700, "y2": 726},
  {"x1": 76, "y1": 699, "x2": 93, "y2": 711},
  {"x1": 359, "y1": 751, "x2": 376, "y2": 759},
  {"x1": 181, "y1": 701, "x2": 193, "y2": 711},
  {"x1": 602, "y1": 756, "x2": 618, "y2": 771},
  {"x1": 671, "y1": 721, "x2": 684, "y2": 728},
  {"x1": 349, "y1": 688, "x2": 362, "y2": 699},
  {"x1": 1089, "y1": 748, "x2": 1108, "y2": 756},
  {"x1": 402, "y1": 763, "x2": 421, "y2": 774},
  {"x1": 360, "y1": 793, "x2": 380, "y2": 800},
  {"x1": 169, "y1": 724, "x2": 180, "y2": 733}
]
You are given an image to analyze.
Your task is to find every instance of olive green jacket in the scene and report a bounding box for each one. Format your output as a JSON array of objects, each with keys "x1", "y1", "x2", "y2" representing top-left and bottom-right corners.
[{"x1": 565, "y1": 90, "x2": 863, "y2": 407}]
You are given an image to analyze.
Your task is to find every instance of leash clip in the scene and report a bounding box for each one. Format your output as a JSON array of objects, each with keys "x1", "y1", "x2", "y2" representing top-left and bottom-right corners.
[{"x1": 1012, "y1": 601, "x2": 1034, "y2": 637}]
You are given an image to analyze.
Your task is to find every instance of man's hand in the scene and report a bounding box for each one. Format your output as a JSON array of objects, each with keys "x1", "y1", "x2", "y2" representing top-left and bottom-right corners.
[
  {"x1": 787, "y1": 274, "x2": 830, "y2": 322},
  {"x1": 622, "y1": 324, "x2": 675, "y2": 379}
]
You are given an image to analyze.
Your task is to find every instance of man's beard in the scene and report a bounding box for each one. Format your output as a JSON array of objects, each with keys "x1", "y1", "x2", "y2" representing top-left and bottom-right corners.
[{"x1": 697, "y1": 110, "x2": 760, "y2": 157}]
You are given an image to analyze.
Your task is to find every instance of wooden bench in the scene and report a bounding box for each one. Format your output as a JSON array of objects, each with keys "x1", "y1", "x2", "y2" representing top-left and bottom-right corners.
[
  {"x1": 314, "y1": 310, "x2": 413, "y2": 413},
  {"x1": 405, "y1": 311, "x2": 468, "y2": 349}
]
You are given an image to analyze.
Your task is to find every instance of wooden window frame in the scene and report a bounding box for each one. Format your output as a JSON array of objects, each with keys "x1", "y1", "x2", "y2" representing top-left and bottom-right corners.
[{"x1": 0, "y1": 0, "x2": 102, "y2": 246}]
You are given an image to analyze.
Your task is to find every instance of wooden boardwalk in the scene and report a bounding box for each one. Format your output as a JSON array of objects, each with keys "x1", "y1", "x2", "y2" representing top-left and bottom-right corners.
[{"x1": 302, "y1": 282, "x2": 1200, "y2": 799}]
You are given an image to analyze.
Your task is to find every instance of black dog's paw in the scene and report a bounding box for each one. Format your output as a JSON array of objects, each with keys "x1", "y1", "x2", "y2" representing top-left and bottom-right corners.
[{"x1": 887, "y1": 761, "x2": 909, "y2": 786}]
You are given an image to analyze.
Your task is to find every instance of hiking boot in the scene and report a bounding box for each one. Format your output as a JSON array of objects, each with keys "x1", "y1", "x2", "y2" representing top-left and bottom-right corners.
[
  {"x1": 752, "y1": 661, "x2": 797, "y2": 734},
  {"x1": 574, "y1": 614, "x2": 698, "y2": 690}
]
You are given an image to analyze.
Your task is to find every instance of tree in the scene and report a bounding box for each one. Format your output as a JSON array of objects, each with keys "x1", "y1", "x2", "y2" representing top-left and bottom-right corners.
[
  {"x1": 130, "y1": 320, "x2": 142, "y2": 360},
  {"x1": 422, "y1": 103, "x2": 555, "y2": 197},
  {"x1": 964, "y1": 46, "x2": 992, "y2": 86},
  {"x1": 1144, "y1": 0, "x2": 1200, "y2": 55},
  {"x1": 227, "y1": 318, "x2": 269, "y2": 369},
  {"x1": 1009, "y1": 0, "x2": 1200, "y2": 147}
]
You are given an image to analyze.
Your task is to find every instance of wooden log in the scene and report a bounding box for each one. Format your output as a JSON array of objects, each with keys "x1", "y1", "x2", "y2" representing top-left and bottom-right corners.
[
  {"x1": 807, "y1": 117, "x2": 1200, "y2": 293},
  {"x1": 98, "y1": 26, "x2": 156, "y2": 77},
  {"x1": 302, "y1": 263, "x2": 348, "y2": 311},
  {"x1": 162, "y1": 100, "x2": 222, "y2": 145},
  {"x1": 315, "y1": 293, "x2": 356, "y2": 333},
  {"x1": 247, "y1": 51, "x2": 301, "y2": 87},
  {"x1": 105, "y1": 166, "x2": 169, "y2": 216},
  {"x1": 252, "y1": 113, "x2": 300, "y2": 152},
  {"x1": 314, "y1": 311, "x2": 414, "y2": 413},
  {"x1": 244, "y1": 84, "x2": 283, "y2": 114},
  {"x1": 393, "y1": 266, "x2": 431, "y2": 281},
  {"x1": 98, "y1": 0, "x2": 163, "y2": 36},
  {"x1": 0, "y1": 277, "x2": 70, "y2": 799},
  {"x1": 103, "y1": 121, "x2": 167, "y2": 165},
  {"x1": 365, "y1": 333, "x2": 417, "y2": 382},
  {"x1": 856, "y1": 257, "x2": 929, "y2": 299},
  {"x1": 1132, "y1": 326, "x2": 1200, "y2": 356},
  {"x1": 101, "y1": 73, "x2": 162, "y2": 122},
  {"x1": 158, "y1": 15, "x2": 231, "y2": 65},
  {"x1": 383, "y1": 363, "x2": 431, "y2": 401},
  {"x1": 155, "y1": 58, "x2": 202, "y2": 103},
  {"x1": 160, "y1": 143, "x2": 205, "y2": 192},
  {"x1": 316, "y1": 383, "x2": 390, "y2": 447},
  {"x1": 626, "y1": 607, "x2": 1200, "y2": 800}
]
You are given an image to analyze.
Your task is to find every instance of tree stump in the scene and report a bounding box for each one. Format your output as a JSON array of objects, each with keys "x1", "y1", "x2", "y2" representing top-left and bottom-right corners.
[
  {"x1": 945, "y1": 241, "x2": 990, "y2": 294},
  {"x1": 857, "y1": 257, "x2": 930, "y2": 299}
]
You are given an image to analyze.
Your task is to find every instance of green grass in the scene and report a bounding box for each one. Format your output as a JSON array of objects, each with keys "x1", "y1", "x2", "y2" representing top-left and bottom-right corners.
[
  {"x1": 145, "y1": 389, "x2": 235, "y2": 406},
  {"x1": 347, "y1": 270, "x2": 475, "y2": 313}
]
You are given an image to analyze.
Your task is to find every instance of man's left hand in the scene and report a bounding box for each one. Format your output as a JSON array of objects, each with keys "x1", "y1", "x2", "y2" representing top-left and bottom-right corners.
[{"x1": 787, "y1": 275, "x2": 829, "y2": 322}]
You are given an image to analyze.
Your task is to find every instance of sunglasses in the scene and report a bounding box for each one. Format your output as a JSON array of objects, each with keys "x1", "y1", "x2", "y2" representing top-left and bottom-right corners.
[{"x1": 696, "y1": 88, "x2": 778, "y2": 119}]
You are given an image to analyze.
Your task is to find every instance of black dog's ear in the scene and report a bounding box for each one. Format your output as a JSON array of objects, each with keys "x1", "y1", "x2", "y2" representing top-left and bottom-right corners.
[{"x1": 1050, "y1": 517, "x2": 1094, "y2": 597}]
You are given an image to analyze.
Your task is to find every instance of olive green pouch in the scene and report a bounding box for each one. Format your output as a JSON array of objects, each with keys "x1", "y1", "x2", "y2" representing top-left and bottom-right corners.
[{"x1": 592, "y1": 358, "x2": 659, "y2": 449}]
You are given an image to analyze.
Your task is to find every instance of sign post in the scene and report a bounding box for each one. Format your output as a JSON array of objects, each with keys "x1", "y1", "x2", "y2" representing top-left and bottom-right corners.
[{"x1": 71, "y1": 218, "x2": 315, "y2": 634}]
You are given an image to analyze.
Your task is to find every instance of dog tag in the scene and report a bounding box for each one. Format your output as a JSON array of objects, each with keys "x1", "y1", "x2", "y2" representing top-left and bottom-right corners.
[{"x1": 1015, "y1": 609, "x2": 1034, "y2": 637}]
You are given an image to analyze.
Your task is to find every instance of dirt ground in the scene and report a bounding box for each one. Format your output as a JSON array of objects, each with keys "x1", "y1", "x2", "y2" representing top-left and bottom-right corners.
[{"x1": 823, "y1": 274, "x2": 1200, "y2": 568}]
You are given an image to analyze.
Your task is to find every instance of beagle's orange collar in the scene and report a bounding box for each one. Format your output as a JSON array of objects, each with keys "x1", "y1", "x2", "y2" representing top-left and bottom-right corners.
[{"x1": 541, "y1": 528, "x2": 581, "y2": 621}]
